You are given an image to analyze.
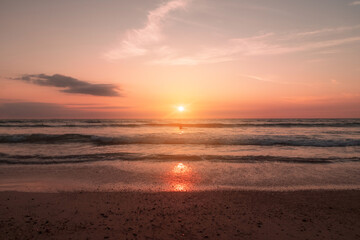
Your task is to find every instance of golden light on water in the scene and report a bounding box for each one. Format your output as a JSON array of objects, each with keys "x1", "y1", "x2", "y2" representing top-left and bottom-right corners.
[
  {"x1": 167, "y1": 162, "x2": 197, "y2": 192},
  {"x1": 172, "y1": 162, "x2": 189, "y2": 174},
  {"x1": 173, "y1": 184, "x2": 187, "y2": 192}
]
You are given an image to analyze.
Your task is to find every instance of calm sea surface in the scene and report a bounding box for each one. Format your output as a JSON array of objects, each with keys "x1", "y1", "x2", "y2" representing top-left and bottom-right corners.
[{"x1": 0, "y1": 119, "x2": 359, "y2": 191}]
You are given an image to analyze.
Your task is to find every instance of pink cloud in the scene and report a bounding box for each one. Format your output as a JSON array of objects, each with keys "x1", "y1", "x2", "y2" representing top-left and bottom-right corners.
[
  {"x1": 349, "y1": 1, "x2": 360, "y2": 6},
  {"x1": 103, "y1": 1, "x2": 360, "y2": 66},
  {"x1": 150, "y1": 30, "x2": 360, "y2": 65},
  {"x1": 104, "y1": 0, "x2": 189, "y2": 60}
]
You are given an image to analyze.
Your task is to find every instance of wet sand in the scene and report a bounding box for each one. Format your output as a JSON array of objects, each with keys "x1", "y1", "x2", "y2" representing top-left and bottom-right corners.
[{"x1": 1, "y1": 190, "x2": 359, "y2": 240}]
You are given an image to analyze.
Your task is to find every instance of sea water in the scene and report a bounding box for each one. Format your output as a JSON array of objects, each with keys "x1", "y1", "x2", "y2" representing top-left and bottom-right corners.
[{"x1": 0, "y1": 119, "x2": 359, "y2": 191}]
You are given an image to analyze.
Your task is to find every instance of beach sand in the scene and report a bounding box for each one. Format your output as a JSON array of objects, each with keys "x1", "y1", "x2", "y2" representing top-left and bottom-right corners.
[{"x1": 1, "y1": 190, "x2": 359, "y2": 240}]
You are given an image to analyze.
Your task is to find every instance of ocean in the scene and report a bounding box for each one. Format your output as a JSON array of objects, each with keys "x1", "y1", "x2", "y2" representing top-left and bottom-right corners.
[{"x1": 0, "y1": 119, "x2": 359, "y2": 192}]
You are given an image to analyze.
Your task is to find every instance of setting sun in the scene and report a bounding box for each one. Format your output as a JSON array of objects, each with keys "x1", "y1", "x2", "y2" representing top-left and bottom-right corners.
[{"x1": 177, "y1": 106, "x2": 185, "y2": 112}]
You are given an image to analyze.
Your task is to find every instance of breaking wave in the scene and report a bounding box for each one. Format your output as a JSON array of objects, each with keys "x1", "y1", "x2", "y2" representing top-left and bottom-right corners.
[
  {"x1": 0, "y1": 152, "x2": 358, "y2": 165},
  {"x1": 0, "y1": 133, "x2": 359, "y2": 147}
]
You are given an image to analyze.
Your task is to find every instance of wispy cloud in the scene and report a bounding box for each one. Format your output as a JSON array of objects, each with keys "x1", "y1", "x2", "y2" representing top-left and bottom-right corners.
[
  {"x1": 241, "y1": 74, "x2": 311, "y2": 86},
  {"x1": 349, "y1": 1, "x2": 360, "y2": 6},
  {"x1": 241, "y1": 75, "x2": 280, "y2": 84},
  {"x1": 103, "y1": 0, "x2": 360, "y2": 66},
  {"x1": 104, "y1": 0, "x2": 189, "y2": 60},
  {"x1": 12, "y1": 74, "x2": 121, "y2": 97},
  {"x1": 294, "y1": 24, "x2": 360, "y2": 37},
  {"x1": 150, "y1": 27, "x2": 360, "y2": 65}
]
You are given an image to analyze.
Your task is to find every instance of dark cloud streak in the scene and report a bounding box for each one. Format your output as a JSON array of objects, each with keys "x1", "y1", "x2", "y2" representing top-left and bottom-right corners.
[
  {"x1": 0, "y1": 102, "x2": 80, "y2": 118},
  {"x1": 0, "y1": 102, "x2": 129, "y2": 118},
  {"x1": 13, "y1": 74, "x2": 121, "y2": 97}
]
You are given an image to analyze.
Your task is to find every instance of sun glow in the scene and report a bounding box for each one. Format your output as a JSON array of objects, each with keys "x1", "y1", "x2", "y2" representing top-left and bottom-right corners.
[
  {"x1": 167, "y1": 162, "x2": 196, "y2": 192},
  {"x1": 177, "y1": 106, "x2": 185, "y2": 112},
  {"x1": 172, "y1": 162, "x2": 189, "y2": 174}
]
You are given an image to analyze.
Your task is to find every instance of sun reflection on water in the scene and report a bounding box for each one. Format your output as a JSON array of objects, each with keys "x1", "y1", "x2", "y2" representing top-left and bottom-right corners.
[
  {"x1": 167, "y1": 162, "x2": 198, "y2": 192},
  {"x1": 173, "y1": 184, "x2": 187, "y2": 192},
  {"x1": 173, "y1": 162, "x2": 189, "y2": 174}
]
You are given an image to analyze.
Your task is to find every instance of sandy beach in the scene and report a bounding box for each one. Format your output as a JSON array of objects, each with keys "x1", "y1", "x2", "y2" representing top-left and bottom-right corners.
[{"x1": 1, "y1": 190, "x2": 359, "y2": 240}]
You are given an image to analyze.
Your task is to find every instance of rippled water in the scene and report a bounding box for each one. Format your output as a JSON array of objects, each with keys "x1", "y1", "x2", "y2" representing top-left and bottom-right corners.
[{"x1": 0, "y1": 119, "x2": 359, "y2": 191}]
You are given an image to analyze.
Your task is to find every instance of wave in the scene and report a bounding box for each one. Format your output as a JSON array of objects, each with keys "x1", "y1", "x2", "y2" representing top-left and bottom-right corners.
[
  {"x1": 1, "y1": 120, "x2": 360, "y2": 128},
  {"x1": 1, "y1": 133, "x2": 359, "y2": 147},
  {"x1": 0, "y1": 124, "x2": 142, "y2": 128},
  {"x1": 0, "y1": 152, "x2": 358, "y2": 165},
  {"x1": 145, "y1": 122, "x2": 360, "y2": 128}
]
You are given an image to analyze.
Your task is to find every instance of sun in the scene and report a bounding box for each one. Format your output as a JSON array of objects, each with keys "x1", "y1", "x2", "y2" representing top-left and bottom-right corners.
[{"x1": 177, "y1": 106, "x2": 185, "y2": 112}]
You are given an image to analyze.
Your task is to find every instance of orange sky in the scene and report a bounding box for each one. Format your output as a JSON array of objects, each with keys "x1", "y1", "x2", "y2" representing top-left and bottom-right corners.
[{"x1": 0, "y1": 0, "x2": 359, "y2": 118}]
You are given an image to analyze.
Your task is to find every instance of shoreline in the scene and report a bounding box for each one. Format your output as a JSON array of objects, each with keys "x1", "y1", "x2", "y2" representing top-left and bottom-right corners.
[
  {"x1": 1, "y1": 189, "x2": 359, "y2": 239},
  {"x1": 1, "y1": 160, "x2": 360, "y2": 193}
]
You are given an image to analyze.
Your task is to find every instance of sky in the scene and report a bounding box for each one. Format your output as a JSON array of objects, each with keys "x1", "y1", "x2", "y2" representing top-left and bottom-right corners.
[{"x1": 0, "y1": 0, "x2": 359, "y2": 118}]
